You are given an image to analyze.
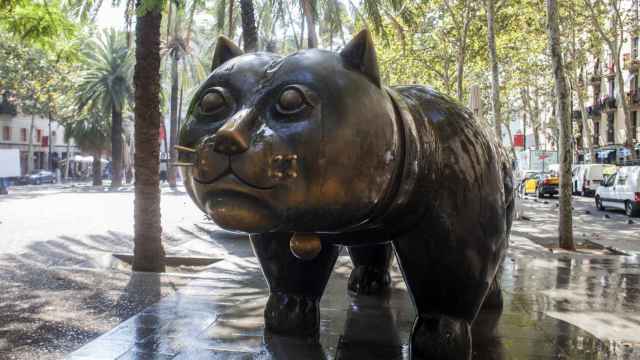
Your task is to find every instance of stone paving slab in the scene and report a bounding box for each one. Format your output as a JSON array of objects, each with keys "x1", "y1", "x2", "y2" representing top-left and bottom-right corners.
[{"x1": 67, "y1": 235, "x2": 640, "y2": 360}]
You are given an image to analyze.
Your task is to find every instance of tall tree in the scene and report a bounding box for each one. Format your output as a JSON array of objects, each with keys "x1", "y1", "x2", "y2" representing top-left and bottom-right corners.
[
  {"x1": 163, "y1": 0, "x2": 207, "y2": 188},
  {"x1": 547, "y1": 0, "x2": 575, "y2": 250},
  {"x1": 166, "y1": 0, "x2": 180, "y2": 188},
  {"x1": 442, "y1": 0, "x2": 477, "y2": 102},
  {"x1": 133, "y1": 0, "x2": 166, "y2": 272},
  {"x1": 563, "y1": 0, "x2": 598, "y2": 162},
  {"x1": 76, "y1": 30, "x2": 133, "y2": 188},
  {"x1": 0, "y1": 35, "x2": 75, "y2": 173},
  {"x1": 301, "y1": 0, "x2": 318, "y2": 47},
  {"x1": 240, "y1": 0, "x2": 258, "y2": 52},
  {"x1": 484, "y1": 0, "x2": 502, "y2": 141}
]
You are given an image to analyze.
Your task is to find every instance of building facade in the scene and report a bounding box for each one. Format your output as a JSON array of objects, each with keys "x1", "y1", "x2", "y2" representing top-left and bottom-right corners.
[
  {"x1": 574, "y1": 30, "x2": 640, "y2": 163},
  {"x1": 0, "y1": 111, "x2": 80, "y2": 175}
]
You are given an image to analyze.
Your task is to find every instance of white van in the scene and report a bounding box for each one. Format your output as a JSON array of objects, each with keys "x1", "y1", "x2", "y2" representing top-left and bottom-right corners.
[
  {"x1": 595, "y1": 166, "x2": 640, "y2": 217},
  {"x1": 572, "y1": 164, "x2": 610, "y2": 196}
]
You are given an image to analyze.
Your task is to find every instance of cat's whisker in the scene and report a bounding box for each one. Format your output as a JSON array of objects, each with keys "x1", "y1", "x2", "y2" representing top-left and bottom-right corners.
[{"x1": 174, "y1": 145, "x2": 197, "y2": 153}]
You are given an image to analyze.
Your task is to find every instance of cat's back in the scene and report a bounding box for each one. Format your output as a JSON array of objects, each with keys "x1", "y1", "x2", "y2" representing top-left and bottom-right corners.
[
  {"x1": 392, "y1": 84, "x2": 496, "y2": 159},
  {"x1": 391, "y1": 84, "x2": 503, "y2": 198}
]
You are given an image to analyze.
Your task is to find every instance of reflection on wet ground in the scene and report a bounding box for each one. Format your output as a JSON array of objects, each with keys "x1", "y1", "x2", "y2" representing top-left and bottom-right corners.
[{"x1": 67, "y1": 235, "x2": 640, "y2": 359}]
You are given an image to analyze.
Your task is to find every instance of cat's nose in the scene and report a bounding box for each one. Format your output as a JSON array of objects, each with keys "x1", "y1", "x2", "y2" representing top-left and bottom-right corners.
[
  {"x1": 212, "y1": 129, "x2": 249, "y2": 155},
  {"x1": 212, "y1": 109, "x2": 252, "y2": 155}
]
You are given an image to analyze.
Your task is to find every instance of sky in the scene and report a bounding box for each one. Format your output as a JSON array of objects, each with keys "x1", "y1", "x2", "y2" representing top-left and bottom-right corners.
[{"x1": 95, "y1": 2, "x2": 127, "y2": 30}]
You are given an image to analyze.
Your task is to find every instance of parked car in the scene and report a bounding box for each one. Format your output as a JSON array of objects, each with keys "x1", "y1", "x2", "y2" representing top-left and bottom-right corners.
[
  {"x1": 595, "y1": 166, "x2": 640, "y2": 217},
  {"x1": 572, "y1": 164, "x2": 611, "y2": 196},
  {"x1": 521, "y1": 172, "x2": 542, "y2": 195},
  {"x1": 523, "y1": 172, "x2": 559, "y2": 198},
  {"x1": 19, "y1": 170, "x2": 57, "y2": 185},
  {"x1": 536, "y1": 172, "x2": 559, "y2": 198}
]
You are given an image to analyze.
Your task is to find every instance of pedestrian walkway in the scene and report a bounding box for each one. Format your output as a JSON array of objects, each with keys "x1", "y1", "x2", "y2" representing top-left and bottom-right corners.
[{"x1": 67, "y1": 234, "x2": 640, "y2": 359}]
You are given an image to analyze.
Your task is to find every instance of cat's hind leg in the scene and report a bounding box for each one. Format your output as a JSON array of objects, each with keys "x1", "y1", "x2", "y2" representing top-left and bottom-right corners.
[
  {"x1": 392, "y1": 229, "x2": 503, "y2": 360},
  {"x1": 250, "y1": 233, "x2": 340, "y2": 339},
  {"x1": 347, "y1": 243, "x2": 393, "y2": 295}
]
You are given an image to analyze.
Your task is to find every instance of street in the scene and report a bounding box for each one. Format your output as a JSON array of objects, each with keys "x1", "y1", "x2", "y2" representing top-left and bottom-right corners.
[{"x1": 517, "y1": 193, "x2": 640, "y2": 253}]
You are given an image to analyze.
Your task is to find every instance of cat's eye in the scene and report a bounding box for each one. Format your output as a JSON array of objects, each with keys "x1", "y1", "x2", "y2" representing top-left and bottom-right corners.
[
  {"x1": 276, "y1": 86, "x2": 311, "y2": 115},
  {"x1": 198, "y1": 88, "x2": 231, "y2": 115}
]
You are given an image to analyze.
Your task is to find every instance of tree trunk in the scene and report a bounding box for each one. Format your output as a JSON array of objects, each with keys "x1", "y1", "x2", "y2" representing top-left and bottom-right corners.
[
  {"x1": 228, "y1": 0, "x2": 235, "y2": 38},
  {"x1": 576, "y1": 82, "x2": 596, "y2": 162},
  {"x1": 455, "y1": 41, "x2": 467, "y2": 102},
  {"x1": 133, "y1": 1, "x2": 165, "y2": 272},
  {"x1": 301, "y1": 0, "x2": 317, "y2": 48},
  {"x1": 240, "y1": 0, "x2": 258, "y2": 52},
  {"x1": 27, "y1": 113, "x2": 35, "y2": 174},
  {"x1": 456, "y1": 2, "x2": 473, "y2": 102},
  {"x1": 484, "y1": 0, "x2": 502, "y2": 141},
  {"x1": 65, "y1": 141, "x2": 71, "y2": 180},
  {"x1": 533, "y1": 88, "x2": 541, "y2": 149},
  {"x1": 92, "y1": 150, "x2": 103, "y2": 186},
  {"x1": 614, "y1": 53, "x2": 637, "y2": 160},
  {"x1": 504, "y1": 118, "x2": 517, "y2": 159},
  {"x1": 299, "y1": 8, "x2": 305, "y2": 50},
  {"x1": 111, "y1": 104, "x2": 124, "y2": 188},
  {"x1": 125, "y1": 0, "x2": 134, "y2": 48},
  {"x1": 167, "y1": 49, "x2": 179, "y2": 188},
  {"x1": 167, "y1": 6, "x2": 180, "y2": 189},
  {"x1": 47, "y1": 110, "x2": 52, "y2": 170},
  {"x1": 547, "y1": 0, "x2": 574, "y2": 251},
  {"x1": 520, "y1": 87, "x2": 533, "y2": 148}
]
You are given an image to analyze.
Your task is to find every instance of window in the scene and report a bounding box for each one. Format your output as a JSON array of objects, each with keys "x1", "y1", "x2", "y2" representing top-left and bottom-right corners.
[
  {"x1": 594, "y1": 121, "x2": 600, "y2": 145},
  {"x1": 52, "y1": 131, "x2": 56, "y2": 144},
  {"x1": 20, "y1": 128, "x2": 27, "y2": 142},
  {"x1": 2, "y1": 126, "x2": 10, "y2": 141},
  {"x1": 36, "y1": 129, "x2": 42, "y2": 143},
  {"x1": 607, "y1": 113, "x2": 615, "y2": 143},
  {"x1": 634, "y1": 37, "x2": 639, "y2": 59}
]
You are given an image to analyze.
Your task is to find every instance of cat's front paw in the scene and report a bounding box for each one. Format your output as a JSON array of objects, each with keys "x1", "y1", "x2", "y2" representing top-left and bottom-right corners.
[
  {"x1": 264, "y1": 292, "x2": 320, "y2": 339},
  {"x1": 348, "y1": 265, "x2": 391, "y2": 295}
]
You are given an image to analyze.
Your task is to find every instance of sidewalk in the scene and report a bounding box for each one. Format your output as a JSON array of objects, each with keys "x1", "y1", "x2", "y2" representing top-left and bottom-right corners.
[
  {"x1": 515, "y1": 194, "x2": 640, "y2": 253},
  {"x1": 66, "y1": 234, "x2": 640, "y2": 360}
]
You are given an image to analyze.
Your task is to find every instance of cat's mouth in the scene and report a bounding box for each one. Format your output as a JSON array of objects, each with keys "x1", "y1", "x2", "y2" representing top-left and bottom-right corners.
[{"x1": 194, "y1": 166, "x2": 276, "y2": 190}]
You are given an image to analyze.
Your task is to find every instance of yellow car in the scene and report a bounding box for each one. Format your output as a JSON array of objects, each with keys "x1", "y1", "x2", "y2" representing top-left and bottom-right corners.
[
  {"x1": 523, "y1": 173, "x2": 559, "y2": 198},
  {"x1": 523, "y1": 176, "x2": 538, "y2": 195}
]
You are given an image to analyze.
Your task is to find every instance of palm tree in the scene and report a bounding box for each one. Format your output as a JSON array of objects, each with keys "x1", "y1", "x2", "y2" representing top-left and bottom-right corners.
[
  {"x1": 162, "y1": 0, "x2": 207, "y2": 188},
  {"x1": 76, "y1": 29, "x2": 133, "y2": 188},
  {"x1": 63, "y1": 111, "x2": 110, "y2": 186},
  {"x1": 133, "y1": 0, "x2": 166, "y2": 272}
]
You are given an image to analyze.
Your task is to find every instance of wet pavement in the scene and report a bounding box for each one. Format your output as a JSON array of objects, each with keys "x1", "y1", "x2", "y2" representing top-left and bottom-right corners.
[
  {"x1": 66, "y1": 234, "x2": 640, "y2": 360},
  {"x1": 516, "y1": 194, "x2": 640, "y2": 253}
]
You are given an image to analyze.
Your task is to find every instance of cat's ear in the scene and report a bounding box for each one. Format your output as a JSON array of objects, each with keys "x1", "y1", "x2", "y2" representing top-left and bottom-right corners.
[
  {"x1": 339, "y1": 29, "x2": 381, "y2": 88},
  {"x1": 211, "y1": 36, "x2": 244, "y2": 71}
]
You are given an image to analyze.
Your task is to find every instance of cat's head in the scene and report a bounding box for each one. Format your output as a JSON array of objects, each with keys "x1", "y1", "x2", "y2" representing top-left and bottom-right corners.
[{"x1": 179, "y1": 30, "x2": 401, "y2": 234}]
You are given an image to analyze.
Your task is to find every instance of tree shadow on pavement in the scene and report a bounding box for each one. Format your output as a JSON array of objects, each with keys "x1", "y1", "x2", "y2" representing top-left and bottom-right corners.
[{"x1": 0, "y1": 231, "x2": 190, "y2": 360}]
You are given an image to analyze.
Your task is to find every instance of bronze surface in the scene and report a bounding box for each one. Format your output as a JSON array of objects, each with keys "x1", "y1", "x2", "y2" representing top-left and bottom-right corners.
[{"x1": 178, "y1": 29, "x2": 514, "y2": 359}]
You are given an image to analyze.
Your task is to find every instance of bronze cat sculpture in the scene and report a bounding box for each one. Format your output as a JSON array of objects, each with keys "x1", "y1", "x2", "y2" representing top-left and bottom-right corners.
[{"x1": 178, "y1": 30, "x2": 514, "y2": 360}]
